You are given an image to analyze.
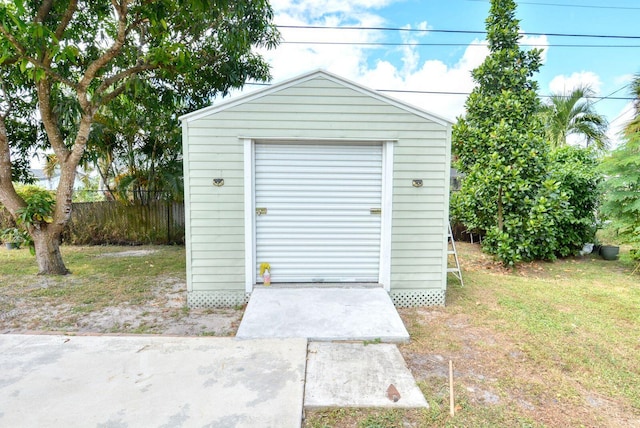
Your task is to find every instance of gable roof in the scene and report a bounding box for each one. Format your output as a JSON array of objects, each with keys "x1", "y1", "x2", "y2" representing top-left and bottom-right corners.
[{"x1": 179, "y1": 69, "x2": 453, "y2": 127}]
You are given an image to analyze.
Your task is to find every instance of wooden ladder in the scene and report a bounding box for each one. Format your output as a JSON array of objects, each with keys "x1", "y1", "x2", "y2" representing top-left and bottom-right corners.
[{"x1": 447, "y1": 223, "x2": 464, "y2": 287}]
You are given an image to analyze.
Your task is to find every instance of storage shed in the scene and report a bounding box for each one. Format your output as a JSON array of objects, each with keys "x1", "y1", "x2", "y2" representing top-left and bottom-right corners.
[{"x1": 180, "y1": 70, "x2": 453, "y2": 308}]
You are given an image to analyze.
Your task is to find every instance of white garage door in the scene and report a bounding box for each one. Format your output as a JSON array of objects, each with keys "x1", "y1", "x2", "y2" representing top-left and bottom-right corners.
[{"x1": 255, "y1": 143, "x2": 383, "y2": 283}]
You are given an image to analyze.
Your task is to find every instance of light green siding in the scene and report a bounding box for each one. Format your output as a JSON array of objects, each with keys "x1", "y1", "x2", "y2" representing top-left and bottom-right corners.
[{"x1": 182, "y1": 72, "x2": 451, "y2": 306}]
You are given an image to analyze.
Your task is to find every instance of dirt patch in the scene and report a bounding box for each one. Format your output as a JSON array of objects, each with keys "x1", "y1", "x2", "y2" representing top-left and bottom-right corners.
[
  {"x1": 0, "y1": 276, "x2": 242, "y2": 336},
  {"x1": 96, "y1": 249, "x2": 158, "y2": 258}
]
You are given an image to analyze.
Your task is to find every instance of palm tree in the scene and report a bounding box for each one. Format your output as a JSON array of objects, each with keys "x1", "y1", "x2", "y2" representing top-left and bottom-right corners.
[
  {"x1": 540, "y1": 86, "x2": 609, "y2": 150},
  {"x1": 625, "y1": 73, "x2": 640, "y2": 137}
]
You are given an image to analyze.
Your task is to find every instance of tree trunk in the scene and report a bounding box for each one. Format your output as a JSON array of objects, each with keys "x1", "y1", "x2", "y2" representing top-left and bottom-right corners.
[{"x1": 32, "y1": 228, "x2": 70, "y2": 275}]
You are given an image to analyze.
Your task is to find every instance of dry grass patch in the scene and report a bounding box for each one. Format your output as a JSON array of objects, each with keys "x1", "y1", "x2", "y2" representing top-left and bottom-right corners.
[{"x1": 0, "y1": 245, "x2": 241, "y2": 335}]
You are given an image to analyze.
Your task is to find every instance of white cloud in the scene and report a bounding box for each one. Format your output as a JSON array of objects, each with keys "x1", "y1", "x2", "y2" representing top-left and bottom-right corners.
[
  {"x1": 607, "y1": 102, "x2": 635, "y2": 149},
  {"x1": 256, "y1": 0, "x2": 494, "y2": 121},
  {"x1": 260, "y1": 1, "x2": 389, "y2": 82},
  {"x1": 614, "y1": 73, "x2": 635, "y2": 87},
  {"x1": 359, "y1": 40, "x2": 489, "y2": 121},
  {"x1": 270, "y1": 0, "x2": 395, "y2": 15},
  {"x1": 548, "y1": 71, "x2": 603, "y2": 95},
  {"x1": 243, "y1": 2, "x2": 550, "y2": 122}
]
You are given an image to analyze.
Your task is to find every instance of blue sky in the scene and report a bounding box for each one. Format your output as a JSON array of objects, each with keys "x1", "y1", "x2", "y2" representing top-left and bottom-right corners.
[{"x1": 248, "y1": 0, "x2": 640, "y2": 146}]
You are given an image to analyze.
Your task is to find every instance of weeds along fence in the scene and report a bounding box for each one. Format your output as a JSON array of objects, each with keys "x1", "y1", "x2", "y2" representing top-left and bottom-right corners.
[{"x1": 64, "y1": 201, "x2": 185, "y2": 245}]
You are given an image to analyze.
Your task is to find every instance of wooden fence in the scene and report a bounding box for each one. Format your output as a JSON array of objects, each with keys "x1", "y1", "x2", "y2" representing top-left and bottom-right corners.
[
  {"x1": 0, "y1": 201, "x2": 184, "y2": 245},
  {"x1": 1, "y1": 202, "x2": 186, "y2": 245},
  {"x1": 63, "y1": 201, "x2": 185, "y2": 245}
]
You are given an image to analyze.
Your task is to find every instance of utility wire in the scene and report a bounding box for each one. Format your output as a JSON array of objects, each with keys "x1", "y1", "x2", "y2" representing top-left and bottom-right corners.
[
  {"x1": 609, "y1": 105, "x2": 636, "y2": 125},
  {"x1": 377, "y1": 88, "x2": 633, "y2": 100},
  {"x1": 465, "y1": 0, "x2": 640, "y2": 11},
  {"x1": 277, "y1": 24, "x2": 640, "y2": 40},
  {"x1": 282, "y1": 41, "x2": 640, "y2": 48},
  {"x1": 244, "y1": 82, "x2": 636, "y2": 101},
  {"x1": 593, "y1": 85, "x2": 630, "y2": 105}
]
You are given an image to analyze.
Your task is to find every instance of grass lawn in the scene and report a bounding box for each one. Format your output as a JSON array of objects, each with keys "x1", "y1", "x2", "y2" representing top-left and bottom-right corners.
[
  {"x1": 1, "y1": 243, "x2": 638, "y2": 426},
  {"x1": 0, "y1": 245, "x2": 185, "y2": 311},
  {"x1": 305, "y1": 243, "x2": 640, "y2": 427}
]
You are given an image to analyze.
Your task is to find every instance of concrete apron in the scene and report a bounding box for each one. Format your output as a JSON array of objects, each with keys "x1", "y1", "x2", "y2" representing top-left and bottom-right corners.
[
  {"x1": 236, "y1": 287, "x2": 410, "y2": 342},
  {"x1": 236, "y1": 287, "x2": 427, "y2": 409}
]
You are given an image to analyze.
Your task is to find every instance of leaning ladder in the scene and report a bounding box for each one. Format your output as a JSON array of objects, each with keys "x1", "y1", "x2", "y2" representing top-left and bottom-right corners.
[{"x1": 447, "y1": 223, "x2": 464, "y2": 287}]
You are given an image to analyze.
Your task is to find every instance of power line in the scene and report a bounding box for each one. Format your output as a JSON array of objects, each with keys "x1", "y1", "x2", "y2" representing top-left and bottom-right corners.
[
  {"x1": 281, "y1": 41, "x2": 640, "y2": 49},
  {"x1": 277, "y1": 24, "x2": 640, "y2": 40},
  {"x1": 609, "y1": 105, "x2": 636, "y2": 125},
  {"x1": 244, "y1": 82, "x2": 636, "y2": 100},
  {"x1": 465, "y1": 0, "x2": 640, "y2": 11},
  {"x1": 377, "y1": 89, "x2": 634, "y2": 100},
  {"x1": 593, "y1": 85, "x2": 630, "y2": 105}
]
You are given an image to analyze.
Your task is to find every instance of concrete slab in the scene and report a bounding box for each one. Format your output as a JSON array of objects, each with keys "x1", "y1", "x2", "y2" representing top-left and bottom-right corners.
[
  {"x1": 304, "y1": 342, "x2": 428, "y2": 409},
  {"x1": 236, "y1": 288, "x2": 410, "y2": 342},
  {"x1": 0, "y1": 334, "x2": 307, "y2": 428}
]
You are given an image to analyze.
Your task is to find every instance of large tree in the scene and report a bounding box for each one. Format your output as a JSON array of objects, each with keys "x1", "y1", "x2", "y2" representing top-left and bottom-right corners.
[
  {"x1": 452, "y1": 0, "x2": 568, "y2": 265},
  {"x1": 540, "y1": 86, "x2": 609, "y2": 150},
  {"x1": 0, "y1": 1, "x2": 278, "y2": 274}
]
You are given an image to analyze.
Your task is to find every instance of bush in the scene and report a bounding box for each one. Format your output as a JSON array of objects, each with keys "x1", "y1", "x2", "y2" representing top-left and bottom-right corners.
[
  {"x1": 549, "y1": 146, "x2": 602, "y2": 256},
  {"x1": 452, "y1": 146, "x2": 602, "y2": 265},
  {"x1": 0, "y1": 185, "x2": 55, "y2": 230},
  {"x1": 14, "y1": 185, "x2": 55, "y2": 228}
]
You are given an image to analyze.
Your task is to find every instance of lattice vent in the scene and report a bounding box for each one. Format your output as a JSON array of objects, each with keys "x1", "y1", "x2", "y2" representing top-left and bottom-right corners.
[
  {"x1": 391, "y1": 289, "x2": 446, "y2": 307},
  {"x1": 188, "y1": 291, "x2": 250, "y2": 308}
]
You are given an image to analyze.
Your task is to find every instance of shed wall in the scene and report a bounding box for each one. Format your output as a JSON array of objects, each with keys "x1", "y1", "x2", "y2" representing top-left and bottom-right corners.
[{"x1": 183, "y1": 75, "x2": 450, "y2": 307}]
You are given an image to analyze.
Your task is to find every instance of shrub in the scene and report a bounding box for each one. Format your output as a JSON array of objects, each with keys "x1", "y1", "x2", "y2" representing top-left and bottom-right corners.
[{"x1": 549, "y1": 146, "x2": 602, "y2": 256}]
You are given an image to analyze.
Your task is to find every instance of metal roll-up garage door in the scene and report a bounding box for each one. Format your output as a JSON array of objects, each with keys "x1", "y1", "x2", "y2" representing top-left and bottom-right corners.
[{"x1": 255, "y1": 142, "x2": 383, "y2": 283}]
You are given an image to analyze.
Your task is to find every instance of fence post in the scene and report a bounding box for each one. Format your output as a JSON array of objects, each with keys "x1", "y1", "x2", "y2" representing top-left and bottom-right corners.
[{"x1": 167, "y1": 201, "x2": 171, "y2": 244}]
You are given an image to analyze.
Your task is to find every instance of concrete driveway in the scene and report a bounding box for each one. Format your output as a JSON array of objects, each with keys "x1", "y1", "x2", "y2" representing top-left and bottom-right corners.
[
  {"x1": 0, "y1": 334, "x2": 307, "y2": 428},
  {"x1": 1, "y1": 291, "x2": 428, "y2": 428}
]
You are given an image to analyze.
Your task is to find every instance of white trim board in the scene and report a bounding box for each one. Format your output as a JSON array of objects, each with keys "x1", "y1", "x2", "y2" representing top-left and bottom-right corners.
[
  {"x1": 243, "y1": 138, "x2": 255, "y2": 293},
  {"x1": 379, "y1": 141, "x2": 394, "y2": 291},
  {"x1": 182, "y1": 121, "x2": 193, "y2": 292}
]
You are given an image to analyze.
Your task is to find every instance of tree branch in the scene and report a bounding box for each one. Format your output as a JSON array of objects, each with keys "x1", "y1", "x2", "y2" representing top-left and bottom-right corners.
[
  {"x1": 0, "y1": 116, "x2": 26, "y2": 216},
  {"x1": 78, "y1": 1, "x2": 129, "y2": 95},
  {"x1": 54, "y1": 0, "x2": 78, "y2": 41},
  {"x1": 36, "y1": 79, "x2": 69, "y2": 161},
  {"x1": 34, "y1": 0, "x2": 54, "y2": 24},
  {"x1": 96, "y1": 63, "x2": 156, "y2": 97},
  {"x1": 98, "y1": 80, "x2": 131, "y2": 107},
  {"x1": 0, "y1": 76, "x2": 13, "y2": 119},
  {"x1": 76, "y1": 1, "x2": 130, "y2": 114},
  {"x1": 0, "y1": 23, "x2": 77, "y2": 89},
  {"x1": 0, "y1": 23, "x2": 27, "y2": 56}
]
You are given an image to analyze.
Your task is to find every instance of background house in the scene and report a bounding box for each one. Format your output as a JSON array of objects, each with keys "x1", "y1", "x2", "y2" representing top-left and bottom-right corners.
[{"x1": 180, "y1": 70, "x2": 452, "y2": 307}]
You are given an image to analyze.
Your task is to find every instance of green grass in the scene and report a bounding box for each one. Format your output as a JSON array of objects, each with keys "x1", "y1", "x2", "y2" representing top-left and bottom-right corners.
[
  {"x1": 0, "y1": 245, "x2": 185, "y2": 316},
  {"x1": 459, "y1": 254, "x2": 640, "y2": 410},
  {"x1": 305, "y1": 243, "x2": 640, "y2": 427}
]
